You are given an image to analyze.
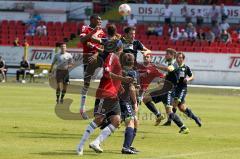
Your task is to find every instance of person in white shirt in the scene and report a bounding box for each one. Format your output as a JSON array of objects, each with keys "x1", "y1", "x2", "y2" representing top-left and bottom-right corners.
[
  {"x1": 164, "y1": 4, "x2": 173, "y2": 25},
  {"x1": 49, "y1": 43, "x2": 74, "y2": 104},
  {"x1": 209, "y1": 4, "x2": 219, "y2": 26},
  {"x1": 155, "y1": 24, "x2": 163, "y2": 36},
  {"x1": 220, "y1": 19, "x2": 230, "y2": 31},
  {"x1": 179, "y1": 29, "x2": 188, "y2": 41},
  {"x1": 127, "y1": 14, "x2": 137, "y2": 27},
  {"x1": 220, "y1": 3, "x2": 228, "y2": 21},
  {"x1": 182, "y1": 5, "x2": 191, "y2": 23},
  {"x1": 36, "y1": 23, "x2": 47, "y2": 36},
  {"x1": 196, "y1": 8, "x2": 204, "y2": 26},
  {"x1": 170, "y1": 29, "x2": 180, "y2": 41}
]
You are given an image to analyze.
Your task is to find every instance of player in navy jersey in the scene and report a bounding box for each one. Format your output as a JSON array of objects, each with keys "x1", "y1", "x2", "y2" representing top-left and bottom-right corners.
[
  {"x1": 121, "y1": 26, "x2": 151, "y2": 61},
  {"x1": 143, "y1": 48, "x2": 189, "y2": 134},
  {"x1": 163, "y1": 52, "x2": 202, "y2": 127},
  {"x1": 119, "y1": 53, "x2": 139, "y2": 154}
]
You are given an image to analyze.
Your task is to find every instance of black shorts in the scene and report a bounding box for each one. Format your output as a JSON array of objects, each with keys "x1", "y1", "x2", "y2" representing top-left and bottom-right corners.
[
  {"x1": 174, "y1": 87, "x2": 187, "y2": 104},
  {"x1": 94, "y1": 98, "x2": 121, "y2": 117},
  {"x1": 120, "y1": 101, "x2": 135, "y2": 121},
  {"x1": 56, "y1": 69, "x2": 69, "y2": 84},
  {"x1": 150, "y1": 89, "x2": 175, "y2": 107}
]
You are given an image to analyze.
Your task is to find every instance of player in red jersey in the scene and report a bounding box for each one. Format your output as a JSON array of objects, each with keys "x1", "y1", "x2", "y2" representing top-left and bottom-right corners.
[
  {"x1": 137, "y1": 54, "x2": 166, "y2": 125},
  {"x1": 79, "y1": 14, "x2": 106, "y2": 119},
  {"x1": 76, "y1": 51, "x2": 134, "y2": 156}
]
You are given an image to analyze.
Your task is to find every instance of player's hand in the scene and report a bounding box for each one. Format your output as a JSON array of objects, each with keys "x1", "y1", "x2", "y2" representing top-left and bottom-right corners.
[
  {"x1": 88, "y1": 54, "x2": 97, "y2": 64},
  {"x1": 123, "y1": 76, "x2": 134, "y2": 83}
]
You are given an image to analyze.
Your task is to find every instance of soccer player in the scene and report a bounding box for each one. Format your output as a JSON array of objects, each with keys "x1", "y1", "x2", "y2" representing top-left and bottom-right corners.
[
  {"x1": 79, "y1": 14, "x2": 106, "y2": 118},
  {"x1": 49, "y1": 43, "x2": 73, "y2": 104},
  {"x1": 121, "y1": 26, "x2": 151, "y2": 61},
  {"x1": 119, "y1": 53, "x2": 139, "y2": 154},
  {"x1": 143, "y1": 48, "x2": 189, "y2": 134},
  {"x1": 137, "y1": 54, "x2": 165, "y2": 125},
  {"x1": 163, "y1": 52, "x2": 202, "y2": 127},
  {"x1": 76, "y1": 50, "x2": 133, "y2": 156}
]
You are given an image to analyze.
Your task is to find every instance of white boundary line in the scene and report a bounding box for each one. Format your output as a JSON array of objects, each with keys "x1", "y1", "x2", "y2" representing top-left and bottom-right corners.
[
  {"x1": 139, "y1": 147, "x2": 240, "y2": 159},
  {"x1": 69, "y1": 79, "x2": 240, "y2": 90}
]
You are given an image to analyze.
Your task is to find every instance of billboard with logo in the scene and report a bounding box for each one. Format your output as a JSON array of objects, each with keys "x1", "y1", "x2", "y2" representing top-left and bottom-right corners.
[{"x1": 0, "y1": 46, "x2": 239, "y2": 86}]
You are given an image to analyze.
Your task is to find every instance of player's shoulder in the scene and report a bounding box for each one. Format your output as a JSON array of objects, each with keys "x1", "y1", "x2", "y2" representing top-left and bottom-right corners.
[{"x1": 81, "y1": 25, "x2": 91, "y2": 32}]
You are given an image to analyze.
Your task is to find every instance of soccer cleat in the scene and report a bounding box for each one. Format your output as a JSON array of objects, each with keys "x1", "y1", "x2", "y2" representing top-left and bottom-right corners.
[
  {"x1": 60, "y1": 99, "x2": 64, "y2": 104},
  {"x1": 179, "y1": 127, "x2": 190, "y2": 134},
  {"x1": 121, "y1": 147, "x2": 137, "y2": 154},
  {"x1": 130, "y1": 146, "x2": 140, "y2": 153},
  {"x1": 76, "y1": 146, "x2": 83, "y2": 156},
  {"x1": 56, "y1": 99, "x2": 59, "y2": 104},
  {"x1": 89, "y1": 142, "x2": 103, "y2": 153},
  {"x1": 162, "y1": 120, "x2": 171, "y2": 126},
  {"x1": 195, "y1": 117, "x2": 202, "y2": 127},
  {"x1": 2, "y1": 80, "x2": 5, "y2": 83},
  {"x1": 80, "y1": 109, "x2": 89, "y2": 120},
  {"x1": 154, "y1": 114, "x2": 165, "y2": 126},
  {"x1": 22, "y1": 80, "x2": 26, "y2": 84}
]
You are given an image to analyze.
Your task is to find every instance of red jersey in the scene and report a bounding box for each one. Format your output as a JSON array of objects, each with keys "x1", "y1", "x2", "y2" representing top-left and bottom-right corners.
[
  {"x1": 80, "y1": 25, "x2": 105, "y2": 54},
  {"x1": 96, "y1": 53, "x2": 122, "y2": 99},
  {"x1": 137, "y1": 63, "x2": 164, "y2": 91}
]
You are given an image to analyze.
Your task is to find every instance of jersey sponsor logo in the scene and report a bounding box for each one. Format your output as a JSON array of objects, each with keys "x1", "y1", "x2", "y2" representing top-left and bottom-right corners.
[{"x1": 229, "y1": 56, "x2": 240, "y2": 69}]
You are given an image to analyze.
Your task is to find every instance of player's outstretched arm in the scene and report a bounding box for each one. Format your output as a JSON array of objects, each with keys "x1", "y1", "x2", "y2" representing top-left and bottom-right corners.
[{"x1": 80, "y1": 26, "x2": 100, "y2": 43}]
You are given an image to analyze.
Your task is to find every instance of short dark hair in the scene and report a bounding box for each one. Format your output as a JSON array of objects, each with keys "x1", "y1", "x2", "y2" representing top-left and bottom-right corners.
[
  {"x1": 166, "y1": 48, "x2": 176, "y2": 57},
  {"x1": 177, "y1": 52, "x2": 185, "y2": 59},
  {"x1": 120, "y1": 53, "x2": 134, "y2": 67},
  {"x1": 124, "y1": 26, "x2": 135, "y2": 34},
  {"x1": 90, "y1": 14, "x2": 100, "y2": 20},
  {"x1": 107, "y1": 24, "x2": 117, "y2": 37}
]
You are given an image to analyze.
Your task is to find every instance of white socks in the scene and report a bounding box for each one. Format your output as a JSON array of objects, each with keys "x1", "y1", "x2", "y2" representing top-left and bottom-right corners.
[
  {"x1": 92, "y1": 124, "x2": 116, "y2": 145},
  {"x1": 78, "y1": 121, "x2": 97, "y2": 149}
]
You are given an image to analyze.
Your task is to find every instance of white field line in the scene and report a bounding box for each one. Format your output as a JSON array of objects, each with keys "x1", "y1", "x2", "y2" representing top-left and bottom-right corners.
[
  {"x1": 69, "y1": 79, "x2": 240, "y2": 90},
  {"x1": 139, "y1": 147, "x2": 240, "y2": 159}
]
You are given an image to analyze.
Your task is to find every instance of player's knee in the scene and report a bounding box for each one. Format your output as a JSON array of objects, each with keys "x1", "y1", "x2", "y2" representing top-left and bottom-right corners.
[
  {"x1": 143, "y1": 94, "x2": 151, "y2": 104},
  {"x1": 93, "y1": 115, "x2": 104, "y2": 126},
  {"x1": 110, "y1": 115, "x2": 121, "y2": 128},
  {"x1": 178, "y1": 104, "x2": 185, "y2": 112}
]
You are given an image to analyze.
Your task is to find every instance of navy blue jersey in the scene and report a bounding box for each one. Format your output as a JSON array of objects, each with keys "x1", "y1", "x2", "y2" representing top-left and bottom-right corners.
[
  {"x1": 99, "y1": 38, "x2": 123, "y2": 61},
  {"x1": 121, "y1": 37, "x2": 144, "y2": 60},
  {"x1": 119, "y1": 68, "x2": 138, "y2": 102},
  {"x1": 164, "y1": 60, "x2": 179, "y2": 86},
  {"x1": 176, "y1": 64, "x2": 192, "y2": 88}
]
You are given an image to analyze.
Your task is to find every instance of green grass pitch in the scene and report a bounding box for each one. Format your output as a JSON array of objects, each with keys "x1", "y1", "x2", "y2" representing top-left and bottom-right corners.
[{"x1": 0, "y1": 83, "x2": 240, "y2": 159}]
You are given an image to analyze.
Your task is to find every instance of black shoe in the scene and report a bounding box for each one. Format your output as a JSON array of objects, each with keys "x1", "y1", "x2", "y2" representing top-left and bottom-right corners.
[
  {"x1": 195, "y1": 117, "x2": 202, "y2": 127},
  {"x1": 130, "y1": 146, "x2": 140, "y2": 153},
  {"x1": 60, "y1": 99, "x2": 64, "y2": 104},
  {"x1": 162, "y1": 120, "x2": 171, "y2": 126},
  {"x1": 56, "y1": 99, "x2": 59, "y2": 104},
  {"x1": 121, "y1": 147, "x2": 137, "y2": 154}
]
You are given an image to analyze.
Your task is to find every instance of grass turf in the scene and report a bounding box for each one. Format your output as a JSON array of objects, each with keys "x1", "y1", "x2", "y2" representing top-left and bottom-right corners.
[{"x1": 0, "y1": 83, "x2": 240, "y2": 159}]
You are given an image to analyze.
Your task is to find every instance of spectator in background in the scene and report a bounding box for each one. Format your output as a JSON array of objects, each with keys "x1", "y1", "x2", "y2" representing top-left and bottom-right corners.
[
  {"x1": 155, "y1": 24, "x2": 163, "y2": 36},
  {"x1": 13, "y1": 37, "x2": 20, "y2": 47},
  {"x1": 205, "y1": 29, "x2": 215, "y2": 43},
  {"x1": 0, "y1": 56, "x2": 6, "y2": 83},
  {"x1": 32, "y1": 11, "x2": 42, "y2": 25},
  {"x1": 127, "y1": 14, "x2": 137, "y2": 27},
  {"x1": 163, "y1": 4, "x2": 173, "y2": 25},
  {"x1": 182, "y1": 5, "x2": 191, "y2": 23},
  {"x1": 220, "y1": 29, "x2": 231, "y2": 43},
  {"x1": 197, "y1": 29, "x2": 206, "y2": 41},
  {"x1": 179, "y1": 29, "x2": 188, "y2": 41},
  {"x1": 26, "y1": 25, "x2": 36, "y2": 36},
  {"x1": 212, "y1": 23, "x2": 221, "y2": 38},
  {"x1": 16, "y1": 57, "x2": 30, "y2": 83},
  {"x1": 220, "y1": 3, "x2": 228, "y2": 21},
  {"x1": 168, "y1": 24, "x2": 179, "y2": 36},
  {"x1": 146, "y1": 24, "x2": 156, "y2": 36},
  {"x1": 220, "y1": 19, "x2": 230, "y2": 31},
  {"x1": 36, "y1": 23, "x2": 47, "y2": 36},
  {"x1": 170, "y1": 28, "x2": 180, "y2": 41},
  {"x1": 209, "y1": 4, "x2": 219, "y2": 26},
  {"x1": 196, "y1": 8, "x2": 204, "y2": 26},
  {"x1": 186, "y1": 23, "x2": 197, "y2": 41}
]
